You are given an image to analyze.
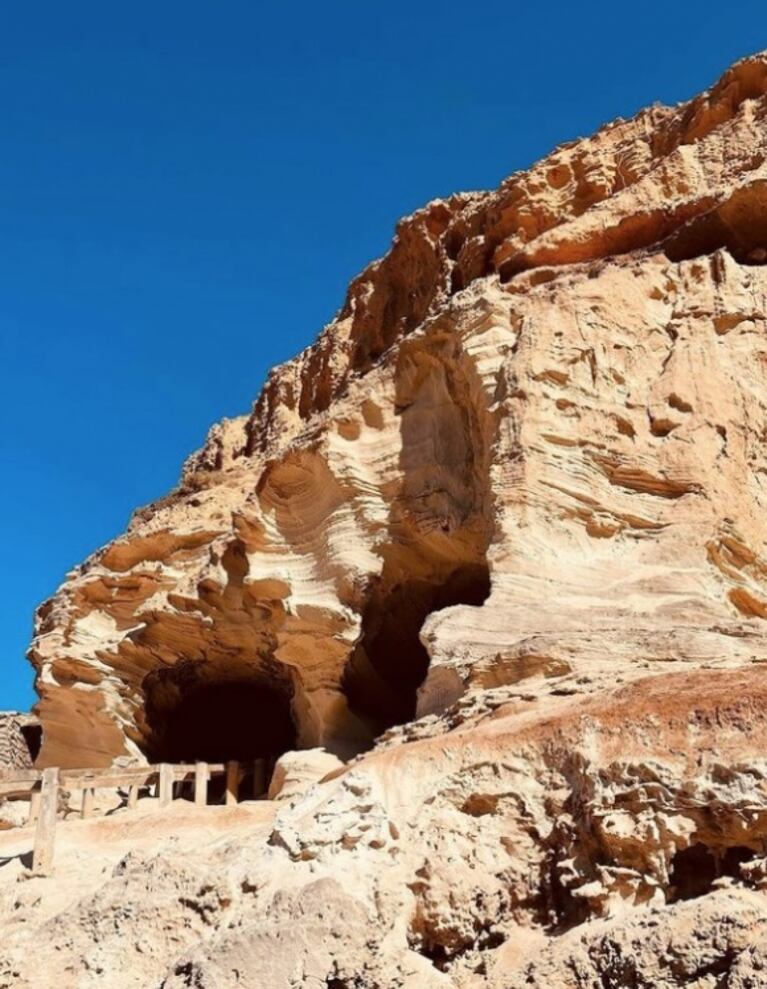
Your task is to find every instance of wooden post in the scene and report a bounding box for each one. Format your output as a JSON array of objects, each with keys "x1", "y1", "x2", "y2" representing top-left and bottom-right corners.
[
  {"x1": 253, "y1": 759, "x2": 267, "y2": 799},
  {"x1": 32, "y1": 768, "x2": 59, "y2": 876},
  {"x1": 159, "y1": 763, "x2": 173, "y2": 807},
  {"x1": 127, "y1": 784, "x2": 139, "y2": 809},
  {"x1": 194, "y1": 762, "x2": 208, "y2": 806},
  {"x1": 225, "y1": 760, "x2": 239, "y2": 806},
  {"x1": 28, "y1": 786, "x2": 42, "y2": 826},
  {"x1": 81, "y1": 787, "x2": 94, "y2": 819}
]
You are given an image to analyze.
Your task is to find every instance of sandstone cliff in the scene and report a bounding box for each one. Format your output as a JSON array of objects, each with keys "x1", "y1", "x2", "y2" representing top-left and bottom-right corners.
[{"x1": 12, "y1": 52, "x2": 767, "y2": 987}]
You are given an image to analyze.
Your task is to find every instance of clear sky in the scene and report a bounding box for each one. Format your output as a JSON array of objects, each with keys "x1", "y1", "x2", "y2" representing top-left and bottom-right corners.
[{"x1": 1, "y1": 1, "x2": 762, "y2": 710}]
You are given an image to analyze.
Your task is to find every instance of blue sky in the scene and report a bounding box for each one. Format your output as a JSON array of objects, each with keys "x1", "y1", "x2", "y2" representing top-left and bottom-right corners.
[{"x1": 1, "y1": 1, "x2": 762, "y2": 710}]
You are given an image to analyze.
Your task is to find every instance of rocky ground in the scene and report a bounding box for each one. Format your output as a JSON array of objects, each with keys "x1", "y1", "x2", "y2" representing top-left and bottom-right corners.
[
  {"x1": 4, "y1": 669, "x2": 767, "y2": 987},
  {"x1": 8, "y1": 51, "x2": 767, "y2": 987}
]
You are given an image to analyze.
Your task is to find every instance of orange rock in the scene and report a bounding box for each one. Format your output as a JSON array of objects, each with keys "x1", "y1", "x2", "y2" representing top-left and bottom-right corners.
[{"x1": 12, "y1": 52, "x2": 767, "y2": 988}]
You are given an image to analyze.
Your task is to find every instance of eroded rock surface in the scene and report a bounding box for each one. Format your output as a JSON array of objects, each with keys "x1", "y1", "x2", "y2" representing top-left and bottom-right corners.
[
  {"x1": 15, "y1": 52, "x2": 767, "y2": 987},
  {"x1": 0, "y1": 713, "x2": 39, "y2": 771}
]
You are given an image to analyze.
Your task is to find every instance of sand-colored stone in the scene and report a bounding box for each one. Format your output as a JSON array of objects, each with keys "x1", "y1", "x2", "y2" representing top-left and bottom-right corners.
[
  {"x1": 4, "y1": 669, "x2": 767, "y2": 986},
  {"x1": 9, "y1": 52, "x2": 767, "y2": 986},
  {"x1": 267, "y1": 747, "x2": 344, "y2": 801},
  {"x1": 0, "y1": 713, "x2": 39, "y2": 771}
]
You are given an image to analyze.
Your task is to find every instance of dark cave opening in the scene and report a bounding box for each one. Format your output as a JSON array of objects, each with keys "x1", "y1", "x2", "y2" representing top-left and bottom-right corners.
[
  {"x1": 20, "y1": 723, "x2": 42, "y2": 763},
  {"x1": 720, "y1": 845, "x2": 756, "y2": 878},
  {"x1": 669, "y1": 843, "x2": 717, "y2": 901},
  {"x1": 142, "y1": 669, "x2": 297, "y2": 766},
  {"x1": 343, "y1": 562, "x2": 491, "y2": 736},
  {"x1": 668, "y1": 842, "x2": 758, "y2": 902}
]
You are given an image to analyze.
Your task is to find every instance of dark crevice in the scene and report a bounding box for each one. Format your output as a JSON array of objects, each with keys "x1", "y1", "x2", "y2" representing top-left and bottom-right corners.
[
  {"x1": 450, "y1": 268, "x2": 466, "y2": 293},
  {"x1": 669, "y1": 843, "x2": 717, "y2": 901},
  {"x1": 417, "y1": 942, "x2": 451, "y2": 973},
  {"x1": 343, "y1": 564, "x2": 491, "y2": 735},
  {"x1": 444, "y1": 229, "x2": 465, "y2": 261},
  {"x1": 544, "y1": 850, "x2": 593, "y2": 933},
  {"x1": 662, "y1": 181, "x2": 767, "y2": 265},
  {"x1": 20, "y1": 724, "x2": 42, "y2": 763},
  {"x1": 688, "y1": 950, "x2": 736, "y2": 985},
  {"x1": 413, "y1": 925, "x2": 505, "y2": 974},
  {"x1": 668, "y1": 842, "x2": 758, "y2": 903},
  {"x1": 720, "y1": 844, "x2": 756, "y2": 878}
]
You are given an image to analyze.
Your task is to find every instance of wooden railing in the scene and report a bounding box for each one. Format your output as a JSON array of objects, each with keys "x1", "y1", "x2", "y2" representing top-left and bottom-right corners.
[{"x1": 0, "y1": 758, "x2": 269, "y2": 877}]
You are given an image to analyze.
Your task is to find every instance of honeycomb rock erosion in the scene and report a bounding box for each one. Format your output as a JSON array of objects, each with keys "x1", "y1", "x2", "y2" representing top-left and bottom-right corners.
[{"x1": 14, "y1": 51, "x2": 767, "y2": 987}]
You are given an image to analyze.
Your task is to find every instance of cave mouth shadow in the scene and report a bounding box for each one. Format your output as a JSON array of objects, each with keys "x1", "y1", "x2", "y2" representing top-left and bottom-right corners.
[
  {"x1": 668, "y1": 842, "x2": 758, "y2": 902},
  {"x1": 142, "y1": 670, "x2": 297, "y2": 766},
  {"x1": 343, "y1": 562, "x2": 491, "y2": 737},
  {"x1": 20, "y1": 724, "x2": 42, "y2": 764}
]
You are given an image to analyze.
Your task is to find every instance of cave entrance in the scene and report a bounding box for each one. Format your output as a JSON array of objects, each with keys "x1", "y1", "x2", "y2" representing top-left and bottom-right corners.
[
  {"x1": 142, "y1": 666, "x2": 297, "y2": 767},
  {"x1": 668, "y1": 843, "x2": 717, "y2": 901},
  {"x1": 343, "y1": 562, "x2": 491, "y2": 736},
  {"x1": 668, "y1": 842, "x2": 758, "y2": 902},
  {"x1": 20, "y1": 722, "x2": 42, "y2": 764}
]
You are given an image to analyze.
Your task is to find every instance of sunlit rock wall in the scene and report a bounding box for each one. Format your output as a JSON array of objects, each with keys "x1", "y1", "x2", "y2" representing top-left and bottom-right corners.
[{"x1": 28, "y1": 54, "x2": 767, "y2": 773}]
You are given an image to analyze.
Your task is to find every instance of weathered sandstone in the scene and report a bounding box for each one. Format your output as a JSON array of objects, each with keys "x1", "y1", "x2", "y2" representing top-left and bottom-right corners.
[
  {"x1": 267, "y1": 747, "x2": 344, "y2": 801},
  {"x1": 0, "y1": 713, "x2": 40, "y2": 771},
  {"x1": 10, "y1": 51, "x2": 767, "y2": 987},
  {"x1": 0, "y1": 713, "x2": 41, "y2": 829}
]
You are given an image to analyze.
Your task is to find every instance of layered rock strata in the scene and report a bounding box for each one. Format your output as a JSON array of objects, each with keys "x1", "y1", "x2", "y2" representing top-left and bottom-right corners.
[
  {"x1": 15, "y1": 50, "x2": 767, "y2": 987},
  {"x1": 31, "y1": 53, "x2": 767, "y2": 771},
  {"x1": 0, "y1": 713, "x2": 40, "y2": 771}
]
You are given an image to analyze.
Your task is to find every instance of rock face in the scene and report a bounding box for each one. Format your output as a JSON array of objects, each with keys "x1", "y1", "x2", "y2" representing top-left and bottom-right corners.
[
  {"x1": 267, "y1": 746, "x2": 344, "y2": 801},
  {"x1": 17, "y1": 52, "x2": 767, "y2": 987},
  {"x1": 0, "y1": 712, "x2": 41, "y2": 829},
  {"x1": 0, "y1": 712, "x2": 40, "y2": 771}
]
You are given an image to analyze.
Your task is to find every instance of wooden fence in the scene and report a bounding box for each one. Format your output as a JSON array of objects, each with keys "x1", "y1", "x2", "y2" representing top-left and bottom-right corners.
[{"x1": 0, "y1": 758, "x2": 269, "y2": 877}]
